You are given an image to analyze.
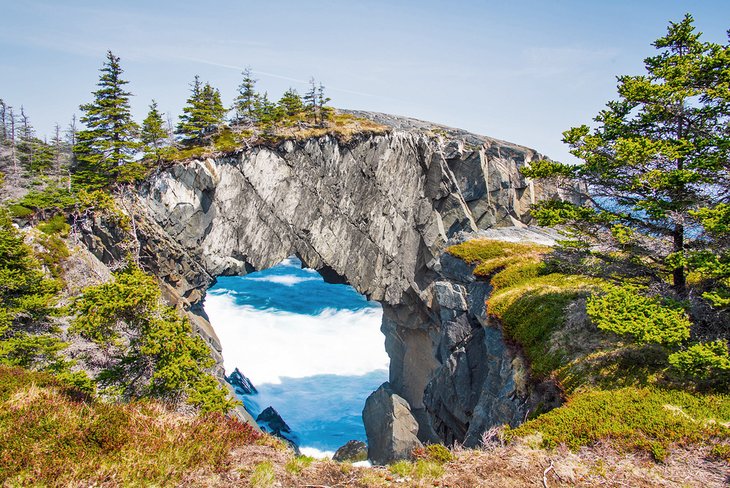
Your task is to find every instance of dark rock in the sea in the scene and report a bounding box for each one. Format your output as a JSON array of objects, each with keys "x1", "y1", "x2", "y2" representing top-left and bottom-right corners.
[
  {"x1": 257, "y1": 406, "x2": 300, "y2": 452},
  {"x1": 333, "y1": 440, "x2": 368, "y2": 462},
  {"x1": 362, "y1": 382, "x2": 423, "y2": 465},
  {"x1": 225, "y1": 368, "x2": 260, "y2": 418},
  {"x1": 226, "y1": 367, "x2": 257, "y2": 395}
]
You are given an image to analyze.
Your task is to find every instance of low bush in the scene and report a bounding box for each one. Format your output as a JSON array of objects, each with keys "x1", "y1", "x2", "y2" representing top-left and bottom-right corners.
[
  {"x1": 506, "y1": 386, "x2": 730, "y2": 454},
  {"x1": 0, "y1": 366, "x2": 261, "y2": 486}
]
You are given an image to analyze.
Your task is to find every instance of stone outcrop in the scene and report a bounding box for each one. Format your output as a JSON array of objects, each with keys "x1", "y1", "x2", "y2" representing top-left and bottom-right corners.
[
  {"x1": 121, "y1": 112, "x2": 578, "y2": 459},
  {"x1": 363, "y1": 383, "x2": 423, "y2": 465},
  {"x1": 333, "y1": 440, "x2": 368, "y2": 463}
]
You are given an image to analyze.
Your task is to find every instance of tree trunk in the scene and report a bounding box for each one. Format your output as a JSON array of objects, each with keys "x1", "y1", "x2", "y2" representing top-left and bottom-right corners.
[{"x1": 673, "y1": 223, "x2": 687, "y2": 295}]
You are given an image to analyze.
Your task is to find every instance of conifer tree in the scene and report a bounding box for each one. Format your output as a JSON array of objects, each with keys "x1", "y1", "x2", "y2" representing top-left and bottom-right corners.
[
  {"x1": 176, "y1": 76, "x2": 226, "y2": 145},
  {"x1": 232, "y1": 68, "x2": 259, "y2": 123},
  {"x1": 141, "y1": 100, "x2": 167, "y2": 162},
  {"x1": 73, "y1": 51, "x2": 140, "y2": 189},
  {"x1": 278, "y1": 88, "x2": 304, "y2": 117},
  {"x1": 317, "y1": 82, "x2": 332, "y2": 125},
  {"x1": 523, "y1": 15, "x2": 730, "y2": 301},
  {"x1": 303, "y1": 77, "x2": 318, "y2": 124}
]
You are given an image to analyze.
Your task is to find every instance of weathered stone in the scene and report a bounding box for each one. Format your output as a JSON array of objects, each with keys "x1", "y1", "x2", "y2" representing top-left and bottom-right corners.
[
  {"x1": 100, "y1": 111, "x2": 577, "y2": 445},
  {"x1": 363, "y1": 382, "x2": 423, "y2": 465},
  {"x1": 333, "y1": 440, "x2": 368, "y2": 462}
]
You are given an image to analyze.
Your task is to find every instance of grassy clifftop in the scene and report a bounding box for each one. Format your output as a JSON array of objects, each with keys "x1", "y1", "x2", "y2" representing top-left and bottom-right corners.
[{"x1": 447, "y1": 239, "x2": 730, "y2": 463}]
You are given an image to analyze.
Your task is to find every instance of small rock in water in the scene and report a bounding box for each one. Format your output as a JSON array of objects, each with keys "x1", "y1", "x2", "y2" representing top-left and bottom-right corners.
[
  {"x1": 257, "y1": 406, "x2": 300, "y2": 452},
  {"x1": 333, "y1": 440, "x2": 368, "y2": 462}
]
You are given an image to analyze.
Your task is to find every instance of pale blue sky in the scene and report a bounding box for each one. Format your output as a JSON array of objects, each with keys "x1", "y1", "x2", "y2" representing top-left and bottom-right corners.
[{"x1": 1, "y1": 0, "x2": 728, "y2": 162}]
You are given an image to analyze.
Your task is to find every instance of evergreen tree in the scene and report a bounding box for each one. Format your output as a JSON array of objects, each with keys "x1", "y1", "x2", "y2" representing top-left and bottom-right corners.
[
  {"x1": 176, "y1": 76, "x2": 226, "y2": 145},
  {"x1": 317, "y1": 82, "x2": 332, "y2": 125},
  {"x1": 73, "y1": 51, "x2": 140, "y2": 189},
  {"x1": 523, "y1": 15, "x2": 730, "y2": 302},
  {"x1": 303, "y1": 77, "x2": 318, "y2": 124},
  {"x1": 232, "y1": 68, "x2": 258, "y2": 123},
  {"x1": 252, "y1": 92, "x2": 280, "y2": 130},
  {"x1": 278, "y1": 88, "x2": 304, "y2": 117},
  {"x1": 141, "y1": 100, "x2": 167, "y2": 162}
]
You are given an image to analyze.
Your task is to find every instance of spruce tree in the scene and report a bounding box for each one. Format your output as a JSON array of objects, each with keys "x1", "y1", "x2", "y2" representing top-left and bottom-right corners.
[
  {"x1": 176, "y1": 76, "x2": 226, "y2": 145},
  {"x1": 317, "y1": 82, "x2": 332, "y2": 125},
  {"x1": 232, "y1": 68, "x2": 259, "y2": 123},
  {"x1": 141, "y1": 100, "x2": 167, "y2": 162},
  {"x1": 73, "y1": 51, "x2": 140, "y2": 189},
  {"x1": 303, "y1": 77, "x2": 318, "y2": 124},
  {"x1": 523, "y1": 15, "x2": 730, "y2": 301},
  {"x1": 278, "y1": 88, "x2": 304, "y2": 117}
]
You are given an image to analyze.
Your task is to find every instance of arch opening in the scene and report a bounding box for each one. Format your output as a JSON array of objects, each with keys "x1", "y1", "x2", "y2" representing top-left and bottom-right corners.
[{"x1": 204, "y1": 256, "x2": 388, "y2": 457}]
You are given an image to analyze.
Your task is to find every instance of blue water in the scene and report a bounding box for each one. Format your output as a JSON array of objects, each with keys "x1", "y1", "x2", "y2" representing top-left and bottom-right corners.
[{"x1": 205, "y1": 257, "x2": 388, "y2": 455}]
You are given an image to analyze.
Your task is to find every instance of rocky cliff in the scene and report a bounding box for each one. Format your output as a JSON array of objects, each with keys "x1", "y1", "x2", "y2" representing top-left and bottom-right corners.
[{"x1": 122, "y1": 112, "x2": 574, "y2": 458}]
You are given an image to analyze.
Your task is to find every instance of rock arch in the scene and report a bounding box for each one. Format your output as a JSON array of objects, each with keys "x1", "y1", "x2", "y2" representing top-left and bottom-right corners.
[{"x1": 132, "y1": 115, "x2": 567, "y2": 449}]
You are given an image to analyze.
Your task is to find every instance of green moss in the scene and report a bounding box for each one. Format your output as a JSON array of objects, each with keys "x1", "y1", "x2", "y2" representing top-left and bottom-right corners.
[
  {"x1": 446, "y1": 239, "x2": 549, "y2": 270},
  {"x1": 507, "y1": 387, "x2": 730, "y2": 453},
  {"x1": 489, "y1": 274, "x2": 603, "y2": 377}
]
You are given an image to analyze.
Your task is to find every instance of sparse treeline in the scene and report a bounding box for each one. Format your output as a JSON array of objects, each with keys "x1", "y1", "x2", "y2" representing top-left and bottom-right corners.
[
  {"x1": 0, "y1": 98, "x2": 75, "y2": 184},
  {"x1": 1, "y1": 50, "x2": 334, "y2": 192}
]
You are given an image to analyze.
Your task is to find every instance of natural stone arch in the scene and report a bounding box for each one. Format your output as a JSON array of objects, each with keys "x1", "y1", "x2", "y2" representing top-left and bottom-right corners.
[{"x1": 134, "y1": 116, "x2": 570, "y2": 446}]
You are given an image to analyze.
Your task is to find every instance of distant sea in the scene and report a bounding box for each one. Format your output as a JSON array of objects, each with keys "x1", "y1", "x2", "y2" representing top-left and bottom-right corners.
[{"x1": 204, "y1": 257, "x2": 388, "y2": 457}]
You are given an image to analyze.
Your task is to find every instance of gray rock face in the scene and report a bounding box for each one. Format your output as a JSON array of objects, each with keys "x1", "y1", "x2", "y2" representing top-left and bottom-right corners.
[
  {"x1": 125, "y1": 113, "x2": 575, "y2": 458},
  {"x1": 333, "y1": 440, "x2": 368, "y2": 462},
  {"x1": 363, "y1": 382, "x2": 423, "y2": 465}
]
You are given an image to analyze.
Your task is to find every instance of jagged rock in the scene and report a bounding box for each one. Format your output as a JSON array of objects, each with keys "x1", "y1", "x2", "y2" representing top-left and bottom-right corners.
[
  {"x1": 257, "y1": 406, "x2": 300, "y2": 451},
  {"x1": 333, "y1": 440, "x2": 368, "y2": 462},
  {"x1": 363, "y1": 382, "x2": 423, "y2": 465},
  {"x1": 92, "y1": 111, "x2": 579, "y2": 445},
  {"x1": 226, "y1": 368, "x2": 257, "y2": 395}
]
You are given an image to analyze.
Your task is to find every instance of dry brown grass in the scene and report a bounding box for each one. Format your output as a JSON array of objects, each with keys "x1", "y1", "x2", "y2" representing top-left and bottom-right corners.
[{"x1": 181, "y1": 440, "x2": 729, "y2": 487}]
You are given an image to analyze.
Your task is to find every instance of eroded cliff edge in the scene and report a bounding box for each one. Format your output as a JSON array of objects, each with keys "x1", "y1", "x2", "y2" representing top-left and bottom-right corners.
[{"x1": 112, "y1": 113, "x2": 575, "y2": 454}]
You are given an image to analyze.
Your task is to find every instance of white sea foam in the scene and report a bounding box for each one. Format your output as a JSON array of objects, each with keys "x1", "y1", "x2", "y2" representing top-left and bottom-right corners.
[
  {"x1": 299, "y1": 447, "x2": 335, "y2": 459},
  {"x1": 205, "y1": 292, "x2": 388, "y2": 385},
  {"x1": 245, "y1": 274, "x2": 318, "y2": 286}
]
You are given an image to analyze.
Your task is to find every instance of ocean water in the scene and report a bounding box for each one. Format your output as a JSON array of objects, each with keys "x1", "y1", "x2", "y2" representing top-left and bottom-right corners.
[{"x1": 204, "y1": 257, "x2": 388, "y2": 456}]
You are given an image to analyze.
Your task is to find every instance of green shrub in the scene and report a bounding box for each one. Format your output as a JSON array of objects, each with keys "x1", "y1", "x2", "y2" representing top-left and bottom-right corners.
[
  {"x1": 669, "y1": 340, "x2": 730, "y2": 385},
  {"x1": 388, "y1": 460, "x2": 413, "y2": 477},
  {"x1": 7, "y1": 204, "x2": 34, "y2": 218},
  {"x1": 0, "y1": 366, "x2": 260, "y2": 486},
  {"x1": 507, "y1": 387, "x2": 730, "y2": 454},
  {"x1": 422, "y1": 443, "x2": 453, "y2": 464},
  {"x1": 71, "y1": 265, "x2": 237, "y2": 412},
  {"x1": 586, "y1": 286, "x2": 691, "y2": 346},
  {"x1": 37, "y1": 214, "x2": 71, "y2": 236}
]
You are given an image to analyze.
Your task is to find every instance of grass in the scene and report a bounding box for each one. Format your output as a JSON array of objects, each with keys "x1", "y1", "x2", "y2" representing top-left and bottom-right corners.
[
  {"x1": 249, "y1": 461, "x2": 276, "y2": 487},
  {"x1": 0, "y1": 366, "x2": 261, "y2": 486},
  {"x1": 446, "y1": 238, "x2": 730, "y2": 461},
  {"x1": 284, "y1": 455, "x2": 315, "y2": 475},
  {"x1": 507, "y1": 386, "x2": 730, "y2": 453},
  {"x1": 447, "y1": 239, "x2": 603, "y2": 377},
  {"x1": 162, "y1": 112, "x2": 389, "y2": 164}
]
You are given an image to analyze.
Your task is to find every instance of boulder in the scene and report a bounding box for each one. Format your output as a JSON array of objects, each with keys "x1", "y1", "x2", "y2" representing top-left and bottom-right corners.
[
  {"x1": 333, "y1": 440, "x2": 368, "y2": 462},
  {"x1": 362, "y1": 382, "x2": 423, "y2": 465}
]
